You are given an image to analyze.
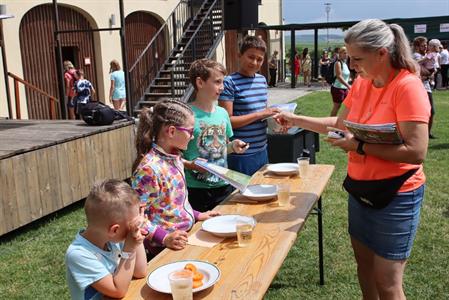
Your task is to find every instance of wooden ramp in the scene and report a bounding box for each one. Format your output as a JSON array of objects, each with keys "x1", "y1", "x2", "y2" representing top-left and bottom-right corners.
[{"x1": 0, "y1": 119, "x2": 136, "y2": 236}]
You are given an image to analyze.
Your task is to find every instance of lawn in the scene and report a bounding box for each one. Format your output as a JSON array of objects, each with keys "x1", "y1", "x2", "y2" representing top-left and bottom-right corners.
[{"x1": 0, "y1": 90, "x2": 448, "y2": 299}]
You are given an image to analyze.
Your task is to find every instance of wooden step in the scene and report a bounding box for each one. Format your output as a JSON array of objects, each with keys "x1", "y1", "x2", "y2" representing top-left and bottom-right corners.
[
  {"x1": 150, "y1": 84, "x2": 189, "y2": 89},
  {"x1": 144, "y1": 92, "x2": 173, "y2": 97}
]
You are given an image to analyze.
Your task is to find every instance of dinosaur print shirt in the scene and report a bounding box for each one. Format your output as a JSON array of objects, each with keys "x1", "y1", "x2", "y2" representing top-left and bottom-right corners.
[{"x1": 184, "y1": 105, "x2": 233, "y2": 189}]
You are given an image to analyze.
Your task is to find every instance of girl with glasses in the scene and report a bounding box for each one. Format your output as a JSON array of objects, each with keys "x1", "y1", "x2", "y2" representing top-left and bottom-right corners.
[{"x1": 132, "y1": 99, "x2": 220, "y2": 260}]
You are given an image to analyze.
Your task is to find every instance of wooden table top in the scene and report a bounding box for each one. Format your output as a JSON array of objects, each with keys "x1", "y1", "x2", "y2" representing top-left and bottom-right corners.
[{"x1": 122, "y1": 164, "x2": 334, "y2": 300}]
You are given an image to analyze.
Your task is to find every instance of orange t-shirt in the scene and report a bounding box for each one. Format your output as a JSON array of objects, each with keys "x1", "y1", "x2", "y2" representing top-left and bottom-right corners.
[{"x1": 343, "y1": 69, "x2": 430, "y2": 192}]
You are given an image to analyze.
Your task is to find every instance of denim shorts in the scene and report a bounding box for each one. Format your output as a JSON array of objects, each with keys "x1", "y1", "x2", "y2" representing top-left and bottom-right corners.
[{"x1": 348, "y1": 184, "x2": 425, "y2": 260}]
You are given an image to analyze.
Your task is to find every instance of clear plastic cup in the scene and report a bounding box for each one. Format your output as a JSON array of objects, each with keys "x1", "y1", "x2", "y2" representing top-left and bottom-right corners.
[
  {"x1": 236, "y1": 218, "x2": 254, "y2": 247},
  {"x1": 169, "y1": 269, "x2": 193, "y2": 300},
  {"x1": 277, "y1": 183, "x2": 290, "y2": 207},
  {"x1": 297, "y1": 157, "x2": 310, "y2": 178}
]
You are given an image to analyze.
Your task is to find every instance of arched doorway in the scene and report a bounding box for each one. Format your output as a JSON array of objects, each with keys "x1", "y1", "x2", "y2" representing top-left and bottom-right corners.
[
  {"x1": 19, "y1": 4, "x2": 98, "y2": 119},
  {"x1": 125, "y1": 11, "x2": 165, "y2": 106}
]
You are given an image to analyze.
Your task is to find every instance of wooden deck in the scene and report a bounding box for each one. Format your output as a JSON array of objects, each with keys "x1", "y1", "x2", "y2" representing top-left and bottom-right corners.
[{"x1": 0, "y1": 119, "x2": 136, "y2": 236}]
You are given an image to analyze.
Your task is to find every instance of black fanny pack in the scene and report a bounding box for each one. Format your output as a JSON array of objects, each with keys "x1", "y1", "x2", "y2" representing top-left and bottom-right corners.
[{"x1": 343, "y1": 168, "x2": 418, "y2": 209}]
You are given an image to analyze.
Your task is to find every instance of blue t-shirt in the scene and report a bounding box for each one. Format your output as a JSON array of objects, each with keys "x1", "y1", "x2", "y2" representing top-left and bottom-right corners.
[
  {"x1": 218, "y1": 72, "x2": 268, "y2": 154},
  {"x1": 110, "y1": 70, "x2": 126, "y2": 100},
  {"x1": 75, "y1": 79, "x2": 93, "y2": 104},
  {"x1": 184, "y1": 105, "x2": 233, "y2": 188},
  {"x1": 65, "y1": 230, "x2": 123, "y2": 300}
]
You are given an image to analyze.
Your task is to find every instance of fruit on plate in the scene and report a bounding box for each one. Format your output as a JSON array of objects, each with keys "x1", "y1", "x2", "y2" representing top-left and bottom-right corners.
[{"x1": 184, "y1": 263, "x2": 204, "y2": 288}]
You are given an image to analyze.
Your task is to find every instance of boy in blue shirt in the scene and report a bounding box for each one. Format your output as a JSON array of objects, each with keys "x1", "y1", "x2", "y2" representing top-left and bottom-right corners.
[
  {"x1": 74, "y1": 69, "x2": 96, "y2": 116},
  {"x1": 219, "y1": 36, "x2": 280, "y2": 175},
  {"x1": 65, "y1": 179, "x2": 147, "y2": 299},
  {"x1": 183, "y1": 58, "x2": 248, "y2": 212}
]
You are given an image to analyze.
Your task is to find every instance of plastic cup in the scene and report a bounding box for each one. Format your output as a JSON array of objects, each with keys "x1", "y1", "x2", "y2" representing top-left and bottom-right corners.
[
  {"x1": 169, "y1": 269, "x2": 193, "y2": 300},
  {"x1": 277, "y1": 184, "x2": 290, "y2": 207},
  {"x1": 297, "y1": 157, "x2": 310, "y2": 178},
  {"x1": 236, "y1": 218, "x2": 254, "y2": 247}
]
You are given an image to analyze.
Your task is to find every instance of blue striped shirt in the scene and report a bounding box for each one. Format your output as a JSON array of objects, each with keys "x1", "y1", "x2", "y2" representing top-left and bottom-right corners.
[{"x1": 219, "y1": 72, "x2": 268, "y2": 154}]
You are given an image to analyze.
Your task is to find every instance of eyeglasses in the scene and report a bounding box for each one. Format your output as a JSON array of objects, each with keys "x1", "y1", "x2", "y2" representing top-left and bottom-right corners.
[{"x1": 175, "y1": 126, "x2": 194, "y2": 137}]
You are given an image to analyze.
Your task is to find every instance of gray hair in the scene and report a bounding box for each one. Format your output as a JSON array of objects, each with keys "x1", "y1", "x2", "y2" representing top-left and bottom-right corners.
[{"x1": 344, "y1": 19, "x2": 417, "y2": 73}]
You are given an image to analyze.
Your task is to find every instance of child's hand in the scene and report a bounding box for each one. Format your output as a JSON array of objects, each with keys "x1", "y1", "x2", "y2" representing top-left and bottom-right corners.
[
  {"x1": 163, "y1": 230, "x2": 188, "y2": 250},
  {"x1": 197, "y1": 210, "x2": 221, "y2": 221},
  {"x1": 232, "y1": 140, "x2": 250, "y2": 154},
  {"x1": 259, "y1": 107, "x2": 281, "y2": 120},
  {"x1": 124, "y1": 216, "x2": 145, "y2": 251}
]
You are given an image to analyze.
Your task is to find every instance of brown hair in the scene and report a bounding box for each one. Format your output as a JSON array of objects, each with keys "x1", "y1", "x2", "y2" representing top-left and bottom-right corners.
[
  {"x1": 76, "y1": 69, "x2": 85, "y2": 77},
  {"x1": 239, "y1": 35, "x2": 266, "y2": 54},
  {"x1": 109, "y1": 59, "x2": 121, "y2": 73},
  {"x1": 189, "y1": 58, "x2": 226, "y2": 90},
  {"x1": 413, "y1": 36, "x2": 428, "y2": 49},
  {"x1": 84, "y1": 179, "x2": 139, "y2": 226},
  {"x1": 133, "y1": 99, "x2": 193, "y2": 171}
]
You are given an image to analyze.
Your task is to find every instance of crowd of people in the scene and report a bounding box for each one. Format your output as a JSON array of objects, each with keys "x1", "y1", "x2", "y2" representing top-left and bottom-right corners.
[{"x1": 64, "y1": 18, "x2": 441, "y2": 299}]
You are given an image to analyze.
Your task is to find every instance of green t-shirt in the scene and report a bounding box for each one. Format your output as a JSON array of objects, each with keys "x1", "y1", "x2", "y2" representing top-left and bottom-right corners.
[{"x1": 184, "y1": 105, "x2": 233, "y2": 189}]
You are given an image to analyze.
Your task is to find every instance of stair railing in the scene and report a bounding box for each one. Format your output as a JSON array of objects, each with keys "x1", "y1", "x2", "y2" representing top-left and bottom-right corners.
[
  {"x1": 8, "y1": 72, "x2": 59, "y2": 119},
  {"x1": 170, "y1": 0, "x2": 223, "y2": 102},
  {"x1": 128, "y1": 0, "x2": 193, "y2": 109}
]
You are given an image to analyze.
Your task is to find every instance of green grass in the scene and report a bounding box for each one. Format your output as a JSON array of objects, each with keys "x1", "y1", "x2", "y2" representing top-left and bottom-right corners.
[{"x1": 0, "y1": 91, "x2": 448, "y2": 299}]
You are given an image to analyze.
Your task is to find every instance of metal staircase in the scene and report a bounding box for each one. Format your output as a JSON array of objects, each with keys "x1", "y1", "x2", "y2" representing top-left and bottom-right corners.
[{"x1": 130, "y1": 0, "x2": 223, "y2": 115}]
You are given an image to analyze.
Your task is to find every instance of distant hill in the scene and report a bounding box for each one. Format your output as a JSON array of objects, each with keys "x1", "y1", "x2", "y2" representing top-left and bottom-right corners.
[{"x1": 284, "y1": 33, "x2": 343, "y2": 43}]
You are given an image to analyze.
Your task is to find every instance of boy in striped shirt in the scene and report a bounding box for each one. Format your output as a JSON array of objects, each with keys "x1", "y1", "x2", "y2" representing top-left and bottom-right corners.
[{"x1": 219, "y1": 36, "x2": 280, "y2": 175}]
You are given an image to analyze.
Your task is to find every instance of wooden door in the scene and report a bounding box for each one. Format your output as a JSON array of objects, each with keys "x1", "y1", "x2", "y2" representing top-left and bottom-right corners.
[
  {"x1": 19, "y1": 4, "x2": 98, "y2": 119},
  {"x1": 125, "y1": 11, "x2": 165, "y2": 106}
]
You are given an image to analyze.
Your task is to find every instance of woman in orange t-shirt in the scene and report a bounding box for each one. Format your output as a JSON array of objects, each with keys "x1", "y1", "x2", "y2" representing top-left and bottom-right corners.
[{"x1": 275, "y1": 19, "x2": 429, "y2": 299}]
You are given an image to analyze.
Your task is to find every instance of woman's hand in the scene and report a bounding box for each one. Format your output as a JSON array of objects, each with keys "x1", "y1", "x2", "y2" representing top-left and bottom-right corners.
[
  {"x1": 163, "y1": 230, "x2": 189, "y2": 250},
  {"x1": 197, "y1": 210, "x2": 221, "y2": 221},
  {"x1": 273, "y1": 111, "x2": 298, "y2": 128},
  {"x1": 231, "y1": 139, "x2": 250, "y2": 154},
  {"x1": 325, "y1": 129, "x2": 358, "y2": 152}
]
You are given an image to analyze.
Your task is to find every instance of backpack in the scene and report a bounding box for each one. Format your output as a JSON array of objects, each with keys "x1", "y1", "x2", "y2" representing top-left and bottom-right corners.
[
  {"x1": 80, "y1": 101, "x2": 115, "y2": 126},
  {"x1": 325, "y1": 60, "x2": 342, "y2": 85}
]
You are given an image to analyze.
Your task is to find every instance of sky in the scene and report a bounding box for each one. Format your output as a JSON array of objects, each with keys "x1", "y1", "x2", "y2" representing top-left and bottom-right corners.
[{"x1": 281, "y1": 0, "x2": 449, "y2": 34}]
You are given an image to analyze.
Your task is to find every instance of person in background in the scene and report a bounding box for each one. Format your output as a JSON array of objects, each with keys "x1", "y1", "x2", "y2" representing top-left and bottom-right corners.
[
  {"x1": 268, "y1": 50, "x2": 279, "y2": 87},
  {"x1": 132, "y1": 99, "x2": 219, "y2": 259},
  {"x1": 218, "y1": 35, "x2": 280, "y2": 175},
  {"x1": 413, "y1": 36, "x2": 436, "y2": 138},
  {"x1": 330, "y1": 47, "x2": 351, "y2": 116},
  {"x1": 64, "y1": 60, "x2": 77, "y2": 120},
  {"x1": 109, "y1": 59, "x2": 126, "y2": 111},
  {"x1": 65, "y1": 179, "x2": 147, "y2": 299},
  {"x1": 275, "y1": 19, "x2": 429, "y2": 299},
  {"x1": 301, "y1": 47, "x2": 312, "y2": 87},
  {"x1": 294, "y1": 51, "x2": 301, "y2": 86},
  {"x1": 440, "y1": 41, "x2": 449, "y2": 89},
  {"x1": 319, "y1": 51, "x2": 331, "y2": 88},
  {"x1": 183, "y1": 59, "x2": 248, "y2": 212},
  {"x1": 74, "y1": 69, "x2": 96, "y2": 117}
]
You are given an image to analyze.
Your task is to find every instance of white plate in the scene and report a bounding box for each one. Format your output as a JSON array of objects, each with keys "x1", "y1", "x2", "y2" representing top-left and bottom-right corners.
[
  {"x1": 147, "y1": 260, "x2": 220, "y2": 294},
  {"x1": 202, "y1": 215, "x2": 256, "y2": 237},
  {"x1": 242, "y1": 184, "x2": 278, "y2": 201},
  {"x1": 266, "y1": 163, "x2": 299, "y2": 175}
]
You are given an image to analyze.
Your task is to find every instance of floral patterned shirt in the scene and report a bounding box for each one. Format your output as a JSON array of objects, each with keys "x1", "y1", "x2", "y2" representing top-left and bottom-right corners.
[{"x1": 131, "y1": 144, "x2": 199, "y2": 247}]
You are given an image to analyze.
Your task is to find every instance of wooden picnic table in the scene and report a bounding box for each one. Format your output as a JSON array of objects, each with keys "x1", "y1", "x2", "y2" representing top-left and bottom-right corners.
[{"x1": 122, "y1": 164, "x2": 334, "y2": 300}]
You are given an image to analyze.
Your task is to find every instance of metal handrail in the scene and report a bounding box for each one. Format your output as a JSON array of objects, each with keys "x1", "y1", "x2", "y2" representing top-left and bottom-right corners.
[
  {"x1": 170, "y1": 0, "x2": 223, "y2": 101},
  {"x1": 128, "y1": 0, "x2": 193, "y2": 107},
  {"x1": 8, "y1": 72, "x2": 59, "y2": 119}
]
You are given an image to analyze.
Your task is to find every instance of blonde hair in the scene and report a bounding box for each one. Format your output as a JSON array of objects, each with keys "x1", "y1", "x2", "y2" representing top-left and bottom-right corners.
[
  {"x1": 84, "y1": 179, "x2": 139, "y2": 226},
  {"x1": 109, "y1": 59, "x2": 121, "y2": 73},
  {"x1": 133, "y1": 99, "x2": 193, "y2": 171},
  {"x1": 189, "y1": 58, "x2": 226, "y2": 90},
  {"x1": 344, "y1": 19, "x2": 417, "y2": 73}
]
